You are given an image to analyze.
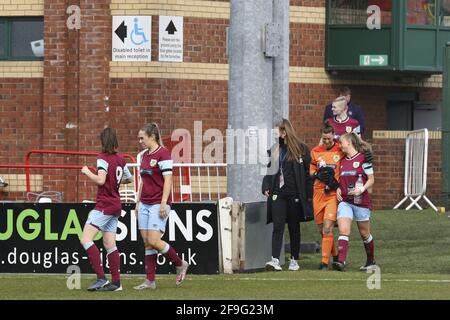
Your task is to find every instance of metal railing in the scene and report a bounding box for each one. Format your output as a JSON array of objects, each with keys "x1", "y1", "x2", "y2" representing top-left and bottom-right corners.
[
  {"x1": 1, "y1": 150, "x2": 226, "y2": 203},
  {"x1": 25, "y1": 149, "x2": 138, "y2": 193},
  {"x1": 126, "y1": 163, "x2": 227, "y2": 202}
]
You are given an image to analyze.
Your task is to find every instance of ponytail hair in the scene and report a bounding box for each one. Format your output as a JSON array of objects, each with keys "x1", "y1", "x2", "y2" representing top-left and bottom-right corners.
[
  {"x1": 340, "y1": 132, "x2": 372, "y2": 154},
  {"x1": 321, "y1": 120, "x2": 335, "y2": 135},
  {"x1": 141, "y1": 122, "x2": 164, "y2": 146}
]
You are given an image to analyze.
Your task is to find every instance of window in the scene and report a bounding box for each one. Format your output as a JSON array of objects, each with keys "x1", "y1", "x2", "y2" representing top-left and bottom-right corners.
[
  {"x1": 0, "y1": 21, "x2": 5, "y2": 56},
  {"x1": 407, "y1": 0, "x2": 437, "y2": 25},
  {"x1": 329, "y1": 0, "x2": 392, "y2": 25},
  {"x1": 440, "y1": 0, "x2": 450, "y2": 26},
  {"x1": 0, "y1": 17, "x2": 44, "y2": 60}
]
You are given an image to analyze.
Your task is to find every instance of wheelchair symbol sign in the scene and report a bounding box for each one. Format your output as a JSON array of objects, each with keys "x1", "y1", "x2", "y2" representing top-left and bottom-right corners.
[
  {"x1": 112, "y1": 16, "x2": 152, "y2": 62},
  {"x1": 131, "y1": 17, "x2": 149, "y2": 45}
]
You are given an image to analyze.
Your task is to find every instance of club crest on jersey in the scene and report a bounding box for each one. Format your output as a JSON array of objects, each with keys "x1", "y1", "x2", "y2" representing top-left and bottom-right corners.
[
  {"x1": 346, "y1": 126, "x2": 353, "y2": 133},
  {"x1": 333, "y1": 155, "x2": 340, "y2": 162},
  {"x1": 353, "y1": 162, "x2": 360, "y2": 168},
  {"x1": 150, "y1": 159, "x2": 157, "y2": 167}
]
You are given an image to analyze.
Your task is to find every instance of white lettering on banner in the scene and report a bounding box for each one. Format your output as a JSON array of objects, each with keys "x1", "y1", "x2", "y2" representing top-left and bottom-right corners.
[
  {"x1": 168, "y1": 209, "x2": 214, "y2": 242},
  {"x1": 130, "y1": 209, "x2": 137, "y2": 241},
  {"x1": 155, "y1": 248, "x2": 196, "y2": 265},
  {"x1": 169, "y1": 210, "x2": 193, "y2": 241},
  {"x1": 0, "y1": 204, "x2": 218, "y2": 274},
  {"x1": 196, "y1": 210, "x2": 213, "y2": 242},
  {"x1": 116, "y1": 220, "x2": 127, "y2": 242},
  {"x1": 116, "y1": 210, "x2": 138, "y2": 241},
  {"x1": 7, "y1": 247, "x2": 80, "y2": 269}
]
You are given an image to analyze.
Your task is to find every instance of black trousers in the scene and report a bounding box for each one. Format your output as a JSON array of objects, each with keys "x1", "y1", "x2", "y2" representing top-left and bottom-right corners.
[{"x1": 271, "y1": 194, "x2": 301, "y2": 260}]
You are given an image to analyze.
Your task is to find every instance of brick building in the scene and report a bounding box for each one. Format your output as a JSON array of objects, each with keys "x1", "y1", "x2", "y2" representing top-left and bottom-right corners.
[{"x1": 0, "y1": 0, "x2": 445, "y2": 208}]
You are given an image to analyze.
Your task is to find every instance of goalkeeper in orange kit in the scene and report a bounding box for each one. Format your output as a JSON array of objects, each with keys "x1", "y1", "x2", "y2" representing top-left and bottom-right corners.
[{"x1": 310, "y1": 121, "x2": 343, "y2": 269}]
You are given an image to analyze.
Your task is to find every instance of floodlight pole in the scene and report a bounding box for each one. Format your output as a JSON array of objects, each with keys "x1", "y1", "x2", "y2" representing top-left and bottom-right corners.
[{"x1": 228, "y1": 0, "x2": 289, "y2": 202}]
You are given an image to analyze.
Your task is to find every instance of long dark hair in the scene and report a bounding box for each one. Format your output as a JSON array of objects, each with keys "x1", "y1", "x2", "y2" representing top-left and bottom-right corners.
[
  {"x1": 276, "y1": 118, "x2": 306, "y2": 161},
  {"x1": 100, "y1": 127, "x2": 118, "y2": 154},
  {"x1": 141, "y1": 122, "x2": 164, "y2": 146}
]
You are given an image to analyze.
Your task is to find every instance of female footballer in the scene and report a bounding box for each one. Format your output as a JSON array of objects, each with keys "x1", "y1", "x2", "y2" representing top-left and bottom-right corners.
[
  {"x1": 133, "y1": 123, "x2": 189, "y2": 290},
  {"x1": 333, "y1": 132, "x2": 376, "y2": 272},
  {"x1": 80, "y1": 127, "x2": 133, "y2": 292}
]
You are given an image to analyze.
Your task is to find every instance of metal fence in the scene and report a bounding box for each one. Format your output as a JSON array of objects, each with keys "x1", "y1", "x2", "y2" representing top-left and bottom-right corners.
[
  {"x1": 394, "y1": 129, "x2": 438, "y2": 211},
  {"x1": 123, "y1": 163, "x2": 227, "y2": 203}
]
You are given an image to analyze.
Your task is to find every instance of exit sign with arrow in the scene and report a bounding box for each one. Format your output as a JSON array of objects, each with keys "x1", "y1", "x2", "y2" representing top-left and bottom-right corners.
[{"x1": 359, "y1": 55, "x2": 388, "y2": 66}]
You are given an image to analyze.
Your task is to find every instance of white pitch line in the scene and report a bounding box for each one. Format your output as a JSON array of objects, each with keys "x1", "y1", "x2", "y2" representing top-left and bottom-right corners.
[
  {"x1": 180, "y1": 277, "x2": 450, "y2": 284},
  {"x1": 1, "y1": 275, "x2": 450, "y2": 283}
]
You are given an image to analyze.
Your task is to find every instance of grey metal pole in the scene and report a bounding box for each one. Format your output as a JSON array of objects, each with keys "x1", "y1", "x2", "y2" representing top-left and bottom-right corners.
[
  {"x1": 228, "y1": 0, "x2": 274, "y2": 202},
  {"x1": 442, "y1": 43, "x2": 450, "y2": 210},
  {"x1": 272, "y1": 0, "x2": 290, "y2": 123}
]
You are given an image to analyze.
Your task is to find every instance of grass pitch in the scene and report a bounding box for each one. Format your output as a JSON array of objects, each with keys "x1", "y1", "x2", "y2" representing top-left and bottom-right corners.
[{"x1": 1, "y1": 209, "x2": 450, "y2": 300}]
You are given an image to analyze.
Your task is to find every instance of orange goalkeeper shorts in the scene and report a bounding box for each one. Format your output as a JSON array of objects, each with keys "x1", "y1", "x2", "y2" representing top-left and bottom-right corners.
[{"x1": 313, "y1": 191, "x2": 338, "y2": 225}]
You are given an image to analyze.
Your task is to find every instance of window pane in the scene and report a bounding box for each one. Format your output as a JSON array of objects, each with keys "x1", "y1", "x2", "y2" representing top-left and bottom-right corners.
[
  {"x1": 329, "y1": 0, "x2": 392, "y2": 25},
  {"x1": 11, "y1": 19, "x2": 44, "y2": 57},
  {"x1": 407, "y1": 0, "x2": 437, "y2": 25},
  {"x1": 440, "y1": 0, "x2": 450, "y2": 26},
  {"x1": 0, "y1": 21, "x2": 5, "y2": 56}
]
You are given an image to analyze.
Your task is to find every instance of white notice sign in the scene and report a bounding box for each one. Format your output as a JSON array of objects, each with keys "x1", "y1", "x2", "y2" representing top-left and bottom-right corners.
[
  {"x1": 112, "y1": 16, "x2": 151, "y2": 62},
  {"x1": 159, "y1": 16, "x2": 183, "y2": 62}
]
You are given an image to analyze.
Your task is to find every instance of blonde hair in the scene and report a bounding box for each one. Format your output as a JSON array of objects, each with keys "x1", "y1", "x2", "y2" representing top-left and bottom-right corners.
[{"x1": 333, "y1": 96, "x2": 347, "y2": 109}]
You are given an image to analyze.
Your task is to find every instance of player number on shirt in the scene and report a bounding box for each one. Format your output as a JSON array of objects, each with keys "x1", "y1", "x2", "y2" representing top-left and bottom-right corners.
[{"x1": 116, "y1": 167, "x2": 123, "y2": 185}]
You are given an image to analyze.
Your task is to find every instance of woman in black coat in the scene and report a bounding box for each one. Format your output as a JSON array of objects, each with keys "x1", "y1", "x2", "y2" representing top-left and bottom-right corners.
[{"x1": 262, "y1": 118, "x2": 313, "y2": 271}]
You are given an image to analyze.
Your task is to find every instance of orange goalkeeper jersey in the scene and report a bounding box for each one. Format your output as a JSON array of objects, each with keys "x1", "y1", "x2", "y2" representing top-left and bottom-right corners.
[{"x1": 310, "y1": 143, "x2": 344, "y2": 191}]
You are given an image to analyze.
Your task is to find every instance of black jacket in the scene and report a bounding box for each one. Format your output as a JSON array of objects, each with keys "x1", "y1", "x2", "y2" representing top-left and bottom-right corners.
[{"x1": 261, "y1": 143, "x2": 313, "y2": 224}]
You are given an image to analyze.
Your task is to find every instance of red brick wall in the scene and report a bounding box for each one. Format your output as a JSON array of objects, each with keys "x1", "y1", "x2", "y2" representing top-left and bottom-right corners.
[
  {"x1": 0, "y1": 79, "x2": 43, "y2": 201},
  {"x1": 371, "y1": 137, "x2": 443, "y2": 210},
  {"x1": 151, "y1": 17, "x2": 228, "y2": 64},
  {"x1": 0, "y1": 79, "x2": 43, "y2": 165},
  {"x1": 290, "y1": 23, "x2": 325, "y2": 67},
  {"x1": 109, "y1": 78, "x2": 228, "y2": 156}
]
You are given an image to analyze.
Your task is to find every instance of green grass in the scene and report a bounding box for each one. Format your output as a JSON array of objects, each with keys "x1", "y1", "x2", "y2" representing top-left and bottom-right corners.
[{"x1": 1, "y1": 209, "x2": 450, "y2": 300}]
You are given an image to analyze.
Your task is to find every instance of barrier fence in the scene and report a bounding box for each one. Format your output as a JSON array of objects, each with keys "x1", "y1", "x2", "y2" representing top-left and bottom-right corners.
[
  {"x1": 0, "y1": 149, "x2": 227, "y2": 203},
  {"x1": 394, "y1": 129, "x2": 438, "y2": 211},
  {"x1": 122, "y1": 163, "x2": 227, "y2": 203}
]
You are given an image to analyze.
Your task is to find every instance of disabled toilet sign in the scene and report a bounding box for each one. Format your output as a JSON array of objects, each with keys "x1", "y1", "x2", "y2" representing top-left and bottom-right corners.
[
  {"x1": 112, "y1": 16, "x2": 152, "y2": 61},
  {"x1": 159, "y1": 16, "x2": 183, "y2": 62}
]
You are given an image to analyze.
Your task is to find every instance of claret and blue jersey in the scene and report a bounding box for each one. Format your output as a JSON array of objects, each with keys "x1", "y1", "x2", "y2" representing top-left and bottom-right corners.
[
  {"x1": 139, "y1": 146, "x2": 173, "y2": 205},
  {"x1": 95, "y1": 153, "x2": 132, "y2": 215},
  {"x1": 339, "y1": 152, "x2": 374, "y2": 209}
]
